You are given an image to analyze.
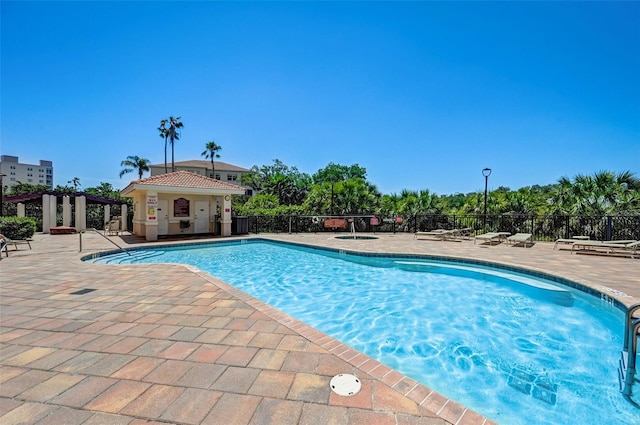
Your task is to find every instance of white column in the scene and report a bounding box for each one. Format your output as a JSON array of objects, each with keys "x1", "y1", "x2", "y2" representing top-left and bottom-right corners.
[
  {"x1": 104, "y1": 205, "x2": 111, "y2": 229},
  {"x1": 79, "y1": 196, "x2": 86, "y2": 230},
  {"x1": 62, "y1": 196, "x2": 71, "y2": 226},
  {"x1": 42, "y1": 194, "x2": 51, "y2": 233},
  {"x1": 75, "y1": 195, "x2": 87, "y2": 230},
  {"x1": 120, "y1": 204, "x2": 128, "y2": 232},
  {"x1": 17, "y1": 203, "x2": 25, "y2": 217},
  {"x1": 74, "y1": 196, "x2": 80, "y2": 230},
  {"x1": 222, "y1": 195, "x2": 232, "y2": 237},
  {"x1": 49, "y1": 194, "x2": 57, "y2": 229}
]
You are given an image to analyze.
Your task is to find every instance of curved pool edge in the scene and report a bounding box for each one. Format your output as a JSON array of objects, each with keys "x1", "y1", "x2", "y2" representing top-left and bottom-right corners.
[
  {"x1": 82, "y1": 235, "x2": 635, "y2": 312},
  {"x1": 81, "y1": 239, "x2": 491, "y2": 424},
  {"x1": 81, "y1": 233, "x2": 640, "y2": 423}
]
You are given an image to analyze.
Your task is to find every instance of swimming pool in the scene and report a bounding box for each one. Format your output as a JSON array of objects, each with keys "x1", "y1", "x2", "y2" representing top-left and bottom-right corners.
[{"x1": 90, "y1": 239, "x2": 639, "y2": 425}]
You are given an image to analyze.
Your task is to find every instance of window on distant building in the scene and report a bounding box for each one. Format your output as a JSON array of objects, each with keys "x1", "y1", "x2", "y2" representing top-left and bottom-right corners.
[
  {"x1": 215, "y1": 174, "x2": 221, "y2": 180},
  {"x1": 245, "y1": 189, "x2": 253, "y2": 196},
  {"x1": 227, "y1": 174, "x2": 237, "y2": 181}
]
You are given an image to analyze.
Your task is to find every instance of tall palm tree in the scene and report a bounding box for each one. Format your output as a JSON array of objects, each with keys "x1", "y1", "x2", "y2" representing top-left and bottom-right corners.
[
  {"x1": 119, "y1": 155, "x2": 151, "y2": 179},
  {"x1": 68, "y1": 177, "x2": 80, "y2": 190},
  {"x1": 167, "y1": 116, "x2": 183, "y2": 172},
  {"x1": 201, "y1": 140, "x2": 222, "y2": 178},
  {"x1": 157, "y1": 120, "x2": 169, "y2": 174}
]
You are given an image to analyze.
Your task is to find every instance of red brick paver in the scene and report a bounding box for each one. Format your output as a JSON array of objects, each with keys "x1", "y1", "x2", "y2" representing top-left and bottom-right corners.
[{"x1": 2, "y1": 232, "x2": 637, "y2": 424}]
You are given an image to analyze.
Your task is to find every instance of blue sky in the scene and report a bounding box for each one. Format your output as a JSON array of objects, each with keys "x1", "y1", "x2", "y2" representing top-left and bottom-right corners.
[{"x1": 2, "y1": 1, "x2": 639, "y2": 195}]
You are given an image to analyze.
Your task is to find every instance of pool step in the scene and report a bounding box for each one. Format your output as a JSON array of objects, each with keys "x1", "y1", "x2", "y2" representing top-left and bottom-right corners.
[{"x1": 618, "y1": 350, "x2": 628, "y2": 391}]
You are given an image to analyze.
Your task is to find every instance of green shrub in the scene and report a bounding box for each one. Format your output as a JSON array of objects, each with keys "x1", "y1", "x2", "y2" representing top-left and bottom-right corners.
[{"x1": 0, "y1": 216, "x2": 37, "y2": 240}]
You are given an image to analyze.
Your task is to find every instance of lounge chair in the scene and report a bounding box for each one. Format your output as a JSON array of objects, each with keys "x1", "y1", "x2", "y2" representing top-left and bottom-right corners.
[
  {"x1": 553, "y1": 236, "x2": 590, "y2": 250},
  {"x1": 506, "y1": 233, "x2": 533, "y2": 247},
  {"x1": 414, "y1": 229, "x2": 453, "y2": 240},
  {"x1": 0, "y1": 237, "x2": 8, "y2": 259},
  {"x1": 105, "y1": 219, "x2": 121, "y2": 236},
  {"x1": 474, "y1": 232, "x2": 511, "y2": 245},
  {"x1": 570, "y1": 240, "x2": 640, "y2": 258},
  {"x1": 3, "y1": 237, "x2": 32, "y2": 250},
  {"x1": 451, "y1": 228, "x2": 473, "y2": 240}
]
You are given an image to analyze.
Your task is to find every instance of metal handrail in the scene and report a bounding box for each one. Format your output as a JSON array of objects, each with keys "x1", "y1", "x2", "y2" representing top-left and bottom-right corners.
[
  {"x1": 623, "y1": 303, "x2": 640, "y2": 351},
  {"x1": 620, "y1": 303, "x2": 640, "y2": 399},
  {"x1": 79, "y1": 228, "x2": 131, "y2": 256}
]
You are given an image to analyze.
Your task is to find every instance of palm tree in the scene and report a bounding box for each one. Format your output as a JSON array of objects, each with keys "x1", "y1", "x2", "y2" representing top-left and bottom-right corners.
[
  {"x1": 119, "y1": 155, "x2": 151, "y2": 179},
  {"x1": 201, "y1": 140, "x2": 222, "y2": 178},
  {"x1": 167, "y1": 116, "x2": 183, "y2": 172},
  {"x1": 157, "y1": 120, "x2": 169, "y2": 174},
  {"x1": 68, "y1": 177, "x2": 80, "y2": 190}
]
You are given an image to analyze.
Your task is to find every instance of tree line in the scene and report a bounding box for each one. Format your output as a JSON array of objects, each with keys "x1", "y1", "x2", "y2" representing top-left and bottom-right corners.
[
  {"x1": 233, "y1": 161, "x2": 640, "y2": 218},
  {"x1": 4, "y1": 113, "x2": 638, "y2": 219}
]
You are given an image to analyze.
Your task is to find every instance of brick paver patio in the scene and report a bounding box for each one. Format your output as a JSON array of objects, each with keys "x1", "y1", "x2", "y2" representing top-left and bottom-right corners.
[{"x1": 1, "y1": 231, "x2": 638, "y2": 424}]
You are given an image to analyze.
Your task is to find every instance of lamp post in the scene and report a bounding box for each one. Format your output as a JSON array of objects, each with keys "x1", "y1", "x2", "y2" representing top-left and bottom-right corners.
[
  {"x1": 330, "y1": 182, "x2": 334, "y2": 217},
  {"x1": 482, "y1": 168, "x2": 492, "y2": 229},
  {"x1": 0, "y1": 173, "x2": 6, "y2": 217}
]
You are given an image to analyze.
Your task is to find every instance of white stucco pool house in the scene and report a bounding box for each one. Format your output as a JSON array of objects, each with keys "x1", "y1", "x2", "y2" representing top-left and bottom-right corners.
[{"x1": 120, "y1": 170, "x2": 246, "y2": 241}]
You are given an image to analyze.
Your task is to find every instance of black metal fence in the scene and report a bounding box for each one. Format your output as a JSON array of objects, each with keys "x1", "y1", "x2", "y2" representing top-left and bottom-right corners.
[
  {"x1": 2, "y1": 202, "x2": 132, "y2": 232},
  {"x1": 244, "y1": 214, "x2": 640, "y2": 242}
]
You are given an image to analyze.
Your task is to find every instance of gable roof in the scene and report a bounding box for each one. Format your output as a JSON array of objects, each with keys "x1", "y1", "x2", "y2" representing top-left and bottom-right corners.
[
  {"x1": 120, "y1": 171, "x2": 246, "y2": 196},
  {"x1": 149, "y1": 160, "x2": 250, "y2": 172}
]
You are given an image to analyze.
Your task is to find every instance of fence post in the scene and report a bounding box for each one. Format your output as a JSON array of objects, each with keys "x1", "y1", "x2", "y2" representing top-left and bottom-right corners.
[
  {"x1": 531, "y1": 216, "x2": 534, "y2": 236},
  {"x1": 606, "y1": 216, "x2": 612, "y2": 241}
]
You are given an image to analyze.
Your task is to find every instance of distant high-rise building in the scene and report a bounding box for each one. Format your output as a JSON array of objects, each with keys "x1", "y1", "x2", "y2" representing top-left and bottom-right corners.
[{"x1": 0, "y1": 155, "x2": 54, "y2": 189}]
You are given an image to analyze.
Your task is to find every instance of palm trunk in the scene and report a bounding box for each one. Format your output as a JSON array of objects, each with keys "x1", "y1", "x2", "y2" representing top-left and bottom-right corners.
[{"x1": 164, "y1": 138, "x2": 168, "y2": 173}]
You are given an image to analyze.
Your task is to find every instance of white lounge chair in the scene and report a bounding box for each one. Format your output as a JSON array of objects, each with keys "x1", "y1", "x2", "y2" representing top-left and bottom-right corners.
[
  {"x1": 414, "y1": 229, "x2": 453, "y2": 240},
  {"x1": 506, "y1": 233, "x2": 533, "y2": 247},
  {"x1": 474, "y1": 232, "x2": 510, "y2": 245},
  {"x1": 451, "y1": 228, "x2": 473, "y2": 240},
  {"x1": 2, "y1": 236, "x2": 32, "y2": 250},
  {"x1": 570, "y1": 240, "x2": 640, "y2": 258},
  {"x1": 0, "y1": 237, "x2": 8, "y2": 259},
  {"x1": 553, "y1": 236, "x2": 590, "y2": 250},
  {"x1": 105, "y1": 219, "x2": 121, "y2": 236}
]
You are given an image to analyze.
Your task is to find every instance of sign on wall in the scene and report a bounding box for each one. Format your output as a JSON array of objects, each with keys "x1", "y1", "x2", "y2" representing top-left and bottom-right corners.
[
  {"x1": 146, "y1": 195, "x2": 158, "y2": 221},
  {"x1": 174, "y1": 198, "x2": 190, "y2": 217}
]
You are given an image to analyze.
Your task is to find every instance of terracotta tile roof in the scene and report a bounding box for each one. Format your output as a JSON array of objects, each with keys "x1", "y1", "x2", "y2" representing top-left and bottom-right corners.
[
  {"x1": 150, "y1": 160, "x2": 249, "y2": 172},
  {"x1": 121, "y1": 171, "x2": 246, "y2": 195}
]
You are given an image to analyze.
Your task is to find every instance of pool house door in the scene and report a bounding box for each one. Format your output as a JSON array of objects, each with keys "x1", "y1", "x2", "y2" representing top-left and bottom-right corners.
[
  {"x1": 157, "y1": 200, "x2": 169, "y2": 235},
  {"x1": 194, "y1": 201, "x2": 210, "y2": 233}
]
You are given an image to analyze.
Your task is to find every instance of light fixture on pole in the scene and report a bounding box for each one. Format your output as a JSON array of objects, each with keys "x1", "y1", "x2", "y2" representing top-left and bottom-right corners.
[
  {"x1": 0, "y1": 173, "x2": 6, "y2": 217},
  {"x1": 482, "y1": 168, "x2": 492, "y2": 229}
]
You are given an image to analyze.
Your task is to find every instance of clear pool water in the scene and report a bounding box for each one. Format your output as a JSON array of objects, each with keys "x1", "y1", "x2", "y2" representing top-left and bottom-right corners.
[{"x1": 92, "y1": 240, "x2": 639, "y2": 425}]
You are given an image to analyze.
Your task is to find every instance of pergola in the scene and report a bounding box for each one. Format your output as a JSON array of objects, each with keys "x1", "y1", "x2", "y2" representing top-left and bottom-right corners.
[{"x1": 3, "y1": 191, "x2": 128, "y2": 233}]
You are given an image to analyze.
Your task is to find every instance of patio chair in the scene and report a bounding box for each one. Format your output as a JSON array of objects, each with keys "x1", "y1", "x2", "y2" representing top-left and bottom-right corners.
[
  {"x1": 451, "y1": 228, "x2": 473, "y2": 240},
  {"x1": 570, "y1": 240, "x2": 640, "y2": 258},
  {"x1": 1, "y1": 235, "x2": 32, "y2": 250},
  {"x1": 553, "y1": 236, "x2": 590, "y2": 250},
  {"x1": 506, "y1": 233, "x2": 533, "y2": 247},
  {"x1": 0, "y1": 236, "x2": 7, "y2": 259},
  {"x1": 474, "y1": 232, "x2": 510, "y2": 245},
  {"x1": 414, "y1": 229, "x2": 453, "y2": 240},
  {"x1": 105, "y1": 219, "x2": 121, "y2": 236}
]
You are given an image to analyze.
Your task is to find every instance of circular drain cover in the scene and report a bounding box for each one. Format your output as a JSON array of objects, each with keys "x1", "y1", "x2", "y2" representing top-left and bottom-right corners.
[{"x1": 330, "y1": 374, "x2": 361, "y2": 396}]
